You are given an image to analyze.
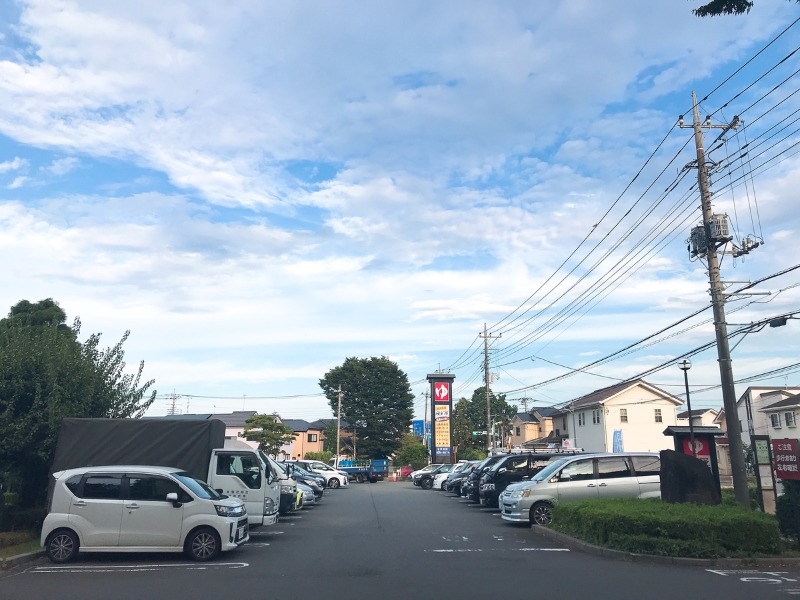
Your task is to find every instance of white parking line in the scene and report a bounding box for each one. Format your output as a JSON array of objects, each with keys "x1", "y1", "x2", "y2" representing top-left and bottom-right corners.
[
  {"x1": 426, "y1": 548, "x2": 569, "y2": 553},
  {"x1": 30, "y1": 562, "x2": 249, "y2": 573}
]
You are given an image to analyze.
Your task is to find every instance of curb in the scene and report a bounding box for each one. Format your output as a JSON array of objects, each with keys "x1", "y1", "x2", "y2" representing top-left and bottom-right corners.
[
  {"x1": 533, "y1": 526, "x2": 800, "y2": 567},
  {"x1": 1, "y1": 549, "x2": 44, "y2": 571}
]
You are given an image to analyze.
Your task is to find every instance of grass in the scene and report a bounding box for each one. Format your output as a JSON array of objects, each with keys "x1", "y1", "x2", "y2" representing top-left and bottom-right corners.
[{"x1": 0, "y1": 532, "x2": 41, "y2": 560}]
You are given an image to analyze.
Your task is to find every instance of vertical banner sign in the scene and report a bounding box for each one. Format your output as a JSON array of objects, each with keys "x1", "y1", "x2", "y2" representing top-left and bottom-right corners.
[
  {"x1": 772, "y1": 438, "x2": 800, "y2": 480},
  {"x1": 427, "y1": 373, "x2": 455, "y2": 464}
]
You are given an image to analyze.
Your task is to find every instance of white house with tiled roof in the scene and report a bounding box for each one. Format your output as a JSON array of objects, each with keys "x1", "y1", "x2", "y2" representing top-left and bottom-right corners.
[
  {"x1": 551, "y1": 379, "x2": 683, "y2": 452},
  {"x1": 509, "y1": 406, "x2": 560, "y2": 448}
]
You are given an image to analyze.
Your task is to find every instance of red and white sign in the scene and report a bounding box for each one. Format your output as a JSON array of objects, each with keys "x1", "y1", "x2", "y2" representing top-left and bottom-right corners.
[
  {"x1": 682, "y1": 437, "x2": 710, "y2": 459},
  {"x1": 434, "y1": 382, "x2": 450, "y2": 403},
  {"x1": 772, "y1": 438, "x2": 800, "y2": 480}
]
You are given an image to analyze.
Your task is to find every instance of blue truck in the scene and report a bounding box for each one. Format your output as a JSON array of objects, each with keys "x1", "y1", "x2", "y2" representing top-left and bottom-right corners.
[{"x1": 335, "y1": 458, "x2": 389, "y2": 483}]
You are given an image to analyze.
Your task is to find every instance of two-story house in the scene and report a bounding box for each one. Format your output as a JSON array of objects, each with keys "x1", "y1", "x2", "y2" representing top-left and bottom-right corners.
[
  {"x1": 279, "y1": 419, "x2": 329, "y2": 460},
  {"x1": 508, "y1": 407, "x2": 560, "y2": 448},
  {"x1": 677, "y1": 408, "x2": 719, "y2": 428},
  {"x1": 737, "y1": 386, "x2": 800, "y2": 446},
  {"x1": 551, "y1": 379, "x2": 683, "y2": 452},
  {"x1": 761, "y1": 392, "x2": 800, "y2": 442}
]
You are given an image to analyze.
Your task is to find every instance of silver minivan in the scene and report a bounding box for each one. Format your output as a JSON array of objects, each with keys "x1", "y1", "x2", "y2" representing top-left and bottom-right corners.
[
  {"x1": 499, "y1": 452, "x2": 661, "y2": 526},
  {"x1": 41, "y1": 465, "x2": 249, "y2": 563}
]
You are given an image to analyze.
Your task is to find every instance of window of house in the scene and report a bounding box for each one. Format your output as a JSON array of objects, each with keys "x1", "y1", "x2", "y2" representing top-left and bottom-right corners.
[
  {"x1": 785, "y1": 412, "x2": 796, "y2": 427},
  {"x1": 770, "y1": 413, "x2": 781, "y2": 428},
  {"x1": 654, "y1": 408, "x2": 663, "y2": 423},
  {"x1": 307, "y1": 433, "x2": 318, "y2": 442},
  {"x1": 620, "y1": 408, "x2": 628, "y2": 423},
  {"x1": 592, "y1": 409, "x2": 601, "y2": 424},
  {"x1": 578, "y1": 412, "x2": 585, "y2": 426}
]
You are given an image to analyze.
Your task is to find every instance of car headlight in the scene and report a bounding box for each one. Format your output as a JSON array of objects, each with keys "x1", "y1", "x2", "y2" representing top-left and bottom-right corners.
[{"x1": 215, "y1": 503, "x2": 246, "y2": 517}]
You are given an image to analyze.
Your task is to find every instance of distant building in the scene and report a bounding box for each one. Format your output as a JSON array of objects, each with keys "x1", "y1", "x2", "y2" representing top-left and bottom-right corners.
[{"x1": 551, "y1": 379, "x2": 683, "y2": 452}]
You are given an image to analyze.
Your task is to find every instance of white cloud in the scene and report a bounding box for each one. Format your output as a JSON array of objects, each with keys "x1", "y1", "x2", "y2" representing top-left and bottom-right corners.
[{"x1": 0, "y1": 157, "x2": 27, "y2": 172}]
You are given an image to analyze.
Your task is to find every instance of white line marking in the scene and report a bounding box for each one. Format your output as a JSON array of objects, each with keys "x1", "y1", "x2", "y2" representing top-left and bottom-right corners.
[
  {"x1": 426, "y1": 548, "x2": 568, "y2": 553},
  {"x1": 32, "y1": 562, "x2": 249, "y2": 573}
]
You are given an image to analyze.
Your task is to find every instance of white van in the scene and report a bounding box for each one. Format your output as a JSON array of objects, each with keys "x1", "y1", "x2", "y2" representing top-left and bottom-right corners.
[
  {"x1": 499, "y1": 452, "x2": 661, "y2": 526},
  {"x1": 41, "y1": 465, "x2": 249, "y2": 563}
]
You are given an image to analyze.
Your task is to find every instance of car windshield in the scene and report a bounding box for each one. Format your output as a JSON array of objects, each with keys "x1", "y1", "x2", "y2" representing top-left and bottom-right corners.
[
  {"x1": 173, "y1": 472, "x2": 222, "y2": 500},
  {"x1": 261, "y1": 451, "x2": 287, "y2": 476},
  {"x1": 530, "y1": 457, "x2": 571, "y2": 482}
]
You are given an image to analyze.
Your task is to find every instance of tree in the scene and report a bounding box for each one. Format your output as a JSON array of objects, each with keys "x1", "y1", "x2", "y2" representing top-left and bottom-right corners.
[
  {"x1": 450, "y1": 387, "x2": 517, "y2": 451},
  {"x1": 692, "y1": 0, "x2": 799, "y2": 16},
  {"x1": 392, "y1": 433, "x2": 429, "y2": 470},
  {"x1": 0, "y1": 299, "x2": 156, "y2": 509},
  {"x1": 319, "y1": 357, "x2": 414, "y2": 459},
  {"x1": 242, "y1": 414, "x2": 297, "y2": 456}
]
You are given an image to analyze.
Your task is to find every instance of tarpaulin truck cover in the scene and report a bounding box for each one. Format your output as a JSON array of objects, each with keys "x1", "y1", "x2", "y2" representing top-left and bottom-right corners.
[{"x1": 50, "y1": 418, "x2": 227, "y2": 481}]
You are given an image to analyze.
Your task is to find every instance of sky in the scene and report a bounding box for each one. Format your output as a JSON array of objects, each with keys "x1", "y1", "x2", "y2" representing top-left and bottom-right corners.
[{"x1": 2, "y1": 1, "x2": 800, "y2": 423}]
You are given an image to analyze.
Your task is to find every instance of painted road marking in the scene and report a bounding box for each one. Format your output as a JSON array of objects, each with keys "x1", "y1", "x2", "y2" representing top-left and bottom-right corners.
[
  {"x1": 30, "y1": 562, "x2": 249, "y2": 574},
  {"x1": 427, "y1": 548, "x2": 569, "y2": 553}
]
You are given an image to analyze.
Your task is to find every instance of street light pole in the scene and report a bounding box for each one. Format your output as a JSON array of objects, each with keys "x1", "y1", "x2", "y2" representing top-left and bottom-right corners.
[{"x1": 679, "y1": 360, "x2": 697, "y2": 458}]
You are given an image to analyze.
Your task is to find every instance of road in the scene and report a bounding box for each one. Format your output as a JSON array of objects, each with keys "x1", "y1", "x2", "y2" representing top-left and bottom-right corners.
[{"x1": 2, "y1": 481, "x2": 800, "y2": 600}]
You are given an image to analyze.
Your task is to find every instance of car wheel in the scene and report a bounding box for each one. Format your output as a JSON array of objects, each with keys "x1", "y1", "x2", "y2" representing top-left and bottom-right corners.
[
  {"x1": 530, "y1": 501, "x2": 553, "y2": 526},
  {"x1": 421, "y1": 478, "x2": 433, "y2": 490},
  {"x1": 45, "y1": 529, "x2": 79, "y2": 564},
  {"x1": 356, "y1": 474, "x2": 365, "y2": 483},
  {"x1": 185, "y1": 527, "x2": 221, "y2": 562},
  {"x1": 440, "y1": 481, "x2": 447, "y2": 490},
  {"x1": 328, "y1": 478, "x2": 340, "y2": 489}
]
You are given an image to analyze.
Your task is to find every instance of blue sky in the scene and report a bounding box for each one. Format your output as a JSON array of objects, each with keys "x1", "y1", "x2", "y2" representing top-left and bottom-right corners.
[{"x1": 2, "y1": 1, "x2": 800, "y2": 422}]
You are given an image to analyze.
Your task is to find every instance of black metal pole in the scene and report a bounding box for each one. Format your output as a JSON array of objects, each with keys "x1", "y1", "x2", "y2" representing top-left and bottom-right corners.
[{"x1": 679, "y1": 359, "x2": 697, "y2": 458}]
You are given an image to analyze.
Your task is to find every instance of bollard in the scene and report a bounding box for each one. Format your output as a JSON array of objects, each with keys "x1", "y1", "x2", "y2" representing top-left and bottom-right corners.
[{"x1": 392, "y1": 471, "x2": 397, "y2": 482}]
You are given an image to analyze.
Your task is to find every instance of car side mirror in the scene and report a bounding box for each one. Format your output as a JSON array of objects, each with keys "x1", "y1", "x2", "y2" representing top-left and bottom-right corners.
[
  {"x1": 559, "y1": 473, "x2": 571, "y2": 482},
  {"x1": 167, "y1": 492, "x2": 182, "y2": 507}
]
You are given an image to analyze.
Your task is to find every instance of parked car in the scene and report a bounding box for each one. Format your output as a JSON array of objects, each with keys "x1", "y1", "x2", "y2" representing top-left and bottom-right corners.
[
  {"x1": 409, "y1": 464, "x2": 440, "y2": 481},
  {"x1": 41, "y1": 465, "x2": 248, "y2": 563},
  {"x1": 499, "y1": 452, "x2": 662, "y2": 526},
  {"x1": 461, "y1": 454, "x2": 508, "y2": 502},
  {"x1": 282, "y1": 462, "x2": 326, "y2": 489},
  {"x1": 418, "y1": 464, "x2": 458, "y2": 490},
  {"x1": 433, "y1": 462, "x2": 470, "y2": 490},
  {"x1": 400, "y1": 464, "x2": 414, "y2": 479},
  {"x1": 296, "y1": 481, "x2": 317, "y2": 507},
  {"x1": 444, "y1": 461, "x2": 478, "y2": 494},
  {"x1": 290, "y1": 459, "x2": 349, "y2": 488},
  {"x1": 479, "y1": 451, "x2": 579, "y2": 508}
]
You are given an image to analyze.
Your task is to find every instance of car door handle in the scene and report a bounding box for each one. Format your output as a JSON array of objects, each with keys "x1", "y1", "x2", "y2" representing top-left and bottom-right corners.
[
  {"x1": 72, "y1": 500, "x2": 87, "y2": 507},
  {"x1": 586, "y1": 484, "x2": 596, "y2": 487},
  {"x1": 598, "y1": 483, "x2": 608, "y2": 487},
  {"x1": 125, "y1": 503, "x2": 140, "y2": 510}
]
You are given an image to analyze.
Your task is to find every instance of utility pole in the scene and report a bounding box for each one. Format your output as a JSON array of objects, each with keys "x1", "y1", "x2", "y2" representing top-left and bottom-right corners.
[
  {"x1": 480, "y1": 323, "x2": 501, "y2": 451},
  {"x1": 679, "y1": 91, "x2": 749, "y2": 507},
  {"x1": 423, "y1": 390, "x2": 430, "y2": 458},
  {"x1": 336, "y1": 384, "x2": 342, "y2": 468}
]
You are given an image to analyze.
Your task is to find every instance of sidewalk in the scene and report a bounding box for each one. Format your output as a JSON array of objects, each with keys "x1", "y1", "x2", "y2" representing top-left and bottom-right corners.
[{"x1": 1, "y1": 548, "x2": 44, "y2": 570}]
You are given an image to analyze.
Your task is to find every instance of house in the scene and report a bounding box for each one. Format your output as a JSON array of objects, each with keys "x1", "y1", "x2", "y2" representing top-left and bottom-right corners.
[
  {"x1": 551, "y1": 379, "x2": 683, "y2": 453},
  {"x1": 761, "y1": 393, "x2": 800, "y2": 442},
  {"x1": 209, "y1": 410, "x2": 258, "y2": 444},
  {"x1": 508, "y1": 407, "x2": 560, "y2": 448},
  {"x1": 737, "y1": 386, "x2": 800, "y2": 446},
  {"x1": 279, "y1": 419, "x2": 328, "y2": 460},
  {"x1": 676, "y1": 408, "x2": 719, "y2": 428}
]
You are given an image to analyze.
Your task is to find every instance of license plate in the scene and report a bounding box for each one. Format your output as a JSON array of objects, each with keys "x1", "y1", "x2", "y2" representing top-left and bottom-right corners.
[{"x1": 236, "y1": 526, "x2": 246, "y2": 541}]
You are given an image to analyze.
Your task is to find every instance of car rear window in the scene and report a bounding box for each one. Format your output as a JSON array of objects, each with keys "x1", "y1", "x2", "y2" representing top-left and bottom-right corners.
[
  {"x1": 632, "y1": 455, "x2": 660, "y2": 476},
  {"x1": 82, "y1": 474, "x2": 122, "y2": 499}
]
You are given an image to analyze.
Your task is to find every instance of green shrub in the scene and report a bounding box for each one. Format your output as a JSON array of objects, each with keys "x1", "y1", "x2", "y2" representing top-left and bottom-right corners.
[
  {"x1": 0, "y1": 531, "x2": 34, "y2": 548},
  {"x1": 777, "y1": 480, "x2": 800, "y2": 548},
  {"x1": 304, "y1": 451, "x2": 333, "y2": 462},
  {"x1": 551, "y1": 498, "x2": 781, "y2": 558}
]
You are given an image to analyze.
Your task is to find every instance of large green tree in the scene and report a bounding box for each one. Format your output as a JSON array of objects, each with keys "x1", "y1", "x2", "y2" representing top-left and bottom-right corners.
[
  {"x1": 451, "y1": 387, "x2": 516, "y2": 452},
  {"x1": 0, "y1": 299, "x2": 156, "y2": 508},
  {"x1": 692, "y1": 0, "x2": 799, "y2": 16},
  {"x1": 319, "y1": 356, "x2": 414, "y2": 459}
]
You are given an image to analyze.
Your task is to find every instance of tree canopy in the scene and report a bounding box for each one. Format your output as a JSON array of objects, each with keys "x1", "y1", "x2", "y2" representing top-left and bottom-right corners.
[
  {"x1": 692, "y1": 0, "x2": 799, "y2": 16},
  {"x1": 319, "y1": 356, "x2": 414, "y2": 459},
  {"x1": 451, "y1": 387, "x2": 516, "y2": 453},
  {"x1": 242, "y1": 414, "x2": 296, "y2": 456},
  {"x1": 0, "y1": 299, "x2": 156, "y2": 508}
]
